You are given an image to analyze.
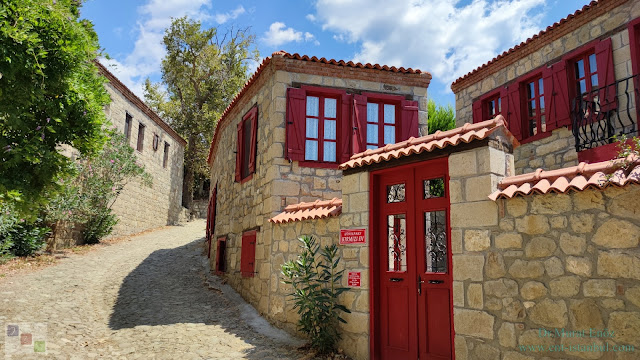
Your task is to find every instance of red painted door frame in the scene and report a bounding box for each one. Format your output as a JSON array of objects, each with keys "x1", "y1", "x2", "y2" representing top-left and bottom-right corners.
[{"x1": 369, "y1": 156, "x2": 454, "y2": 360}]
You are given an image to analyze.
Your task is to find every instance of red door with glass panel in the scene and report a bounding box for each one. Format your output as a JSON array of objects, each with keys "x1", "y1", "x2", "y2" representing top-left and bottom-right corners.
[{"x1": 372, "y1": 157, "x2": 453, "y2": 360}]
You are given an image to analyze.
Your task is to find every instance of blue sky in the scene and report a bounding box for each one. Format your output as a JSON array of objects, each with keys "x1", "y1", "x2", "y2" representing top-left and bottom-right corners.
[{"x1": 81, "y1": 0, "x2": 592, "y2": 111}]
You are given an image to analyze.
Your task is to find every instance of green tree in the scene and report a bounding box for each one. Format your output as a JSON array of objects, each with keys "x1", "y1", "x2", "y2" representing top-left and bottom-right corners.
[
  {"x1": 427, "y1": 99, "x2": 456, "y2": 134},
  {"x1": 145, "y1": 17, "x2": 258, "y2": 210},
  {"x1": 0, "y1": 0, "x2": 110, "y2": 209}
]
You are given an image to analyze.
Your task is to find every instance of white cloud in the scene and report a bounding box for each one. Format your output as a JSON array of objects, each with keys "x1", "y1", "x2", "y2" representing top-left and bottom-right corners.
[
  {"x1": 214, "y1": 5, "x2": 246, "y2": 24},
  {"x1": 101, "y1": 0, "x2": 214, "y2": 97},
  {"x1": 314, "y1": 0, "x2": 546, "y2": 86},
  {"x1": 306, "y1": 14, "x2": 316, "y2": 22},
  {"x1": 263, "y1": 22, "x2": 319, "y2": 47}
]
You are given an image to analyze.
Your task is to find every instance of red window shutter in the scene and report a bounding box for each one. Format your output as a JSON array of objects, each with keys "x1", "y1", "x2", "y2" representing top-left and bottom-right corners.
[
  {"x1": 400, "y1": 99, "x2": 419, "y2": 140},
  {"x1": 211, "y1": 183, "x2": 217, "y2": 235},
  {"x1": 542, "y1": 66, "x2": 557, "y2": 131},
  {"x1": 205, "y1": 196, "x2": 212, "y2": 243},
  {"x1": 551, "y1": 60, "x2": 571, "y2": 127},
  {"x1": 352, "y1": 94, "x2": 368, "y2": 153},
  {"x1": 595, "y1": 38, "x2": 617, "y2": 112},
  {"x1": 248, "y1": 109, "x2": 258, "y2": 174},
  {"x1": 285, "y1": 88, "x2": 306, "y2": 161},
  {"x1": 339, "y1": 93, "x2": 353, "y2": 163},
  {"x1": 500, "y1": 88, "x2": 509, "y2": 119},
  {"x1": 472, "y1": 100, "x2": 483, "y2": 123},
  {"x1": 506, "y1": 82, "x2": 523, "y2": 141},
  {"x1": 241, "y1": 231, "x2": 256, "y2": 277},
  {"x1": 235, "y1": 122, "x2": 243, "y2": 182}
]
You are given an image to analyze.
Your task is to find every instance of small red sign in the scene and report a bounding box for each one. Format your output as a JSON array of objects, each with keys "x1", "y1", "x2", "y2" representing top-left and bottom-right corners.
[
  {"x1": 340, "y1": 229, "x2": 366, "y2": 244},
  {"x1": 348, "y1": 272, "x2": 361, "y2": 287}
]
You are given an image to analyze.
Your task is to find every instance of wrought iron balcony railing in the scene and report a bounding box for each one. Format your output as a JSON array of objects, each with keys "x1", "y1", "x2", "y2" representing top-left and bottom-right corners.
[{"x1": 571, "y1": 74, "x2": 639, "y2": 152}]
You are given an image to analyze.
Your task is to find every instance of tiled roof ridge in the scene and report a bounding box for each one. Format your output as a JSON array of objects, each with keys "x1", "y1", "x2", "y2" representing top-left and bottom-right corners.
[
  {"x1": 94, "y1": 61, "x2": 187, "y2": 146},
  {"x1": 489, "y1": 155, "x2": 640, "y2": 200},
  {"x1": 206, "y1": 51, "x2": 431, "y2": 164},
  {"x1": 269, "y1": 197, "x2": 343, "y2": 224},
  {"x1": 349, "y1": 116, "x2": 507, "y2": 161},
  {"x1": 339, "y1": 115, "x2": 518, "y2": 170},
  {"x1": 499, "y1": 155, "x2": 639, "y2": 189},
  {"x1": 284, "y1": 197, "x2": 342, "y2": 212},
  {"x1": 451, "y1": 0, "x2": 628, "y2": 92}
]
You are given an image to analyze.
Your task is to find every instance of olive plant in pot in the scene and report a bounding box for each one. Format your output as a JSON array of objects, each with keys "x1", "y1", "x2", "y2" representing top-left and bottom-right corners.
[{"x1": 281, "y1": 235, "x2": 351, "y2": 355}]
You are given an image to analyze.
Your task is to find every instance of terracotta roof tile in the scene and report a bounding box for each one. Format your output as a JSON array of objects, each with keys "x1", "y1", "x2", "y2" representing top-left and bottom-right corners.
[
  {"x1": 489, "y1": 155, "x2": 640, "y2": 200},
  {"x1": 269, "y1": 198, "x2": 342, "y2": 224},
  {"x1": 339, "y1": 116, "x2": 518, "y2": 170},
  {"x1": 207, "y1": 51, "x2": 431, "y2": 164},
  {"x1": 451, "y1": 0, "x2": 628, "y2": 93}
]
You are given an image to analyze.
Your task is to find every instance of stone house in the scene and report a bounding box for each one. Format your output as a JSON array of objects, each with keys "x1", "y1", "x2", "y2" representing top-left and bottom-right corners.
[
  {"x1": 97, "y1": 62, "x2": 186, "y2": 237},
  {"x1": 206, "y1": 2, "x2": 640, "y2": 359}
]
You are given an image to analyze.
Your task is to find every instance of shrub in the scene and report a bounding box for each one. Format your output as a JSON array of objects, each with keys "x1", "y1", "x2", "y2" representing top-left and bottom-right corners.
[
  {"x1": 82, "y1": 210, "x2": 118, "y2": 244},
  {"x1": 281, "y1": 235, "x2": 350, "y2": 354},
  {"x1": 3, "y1": 220, "x2": 50, "y2": 257}
]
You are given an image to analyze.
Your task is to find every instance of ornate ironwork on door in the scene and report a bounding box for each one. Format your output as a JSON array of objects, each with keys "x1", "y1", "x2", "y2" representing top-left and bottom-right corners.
[
  {"x1": 388, "y1": 214, "x2": 407, "y2": 271},
  {"x1": 387, "y1": 184, "x2": 406, "y2": 203},
  {"x1": 425, "y1": 211, "x2": 447, "y2": 273}
]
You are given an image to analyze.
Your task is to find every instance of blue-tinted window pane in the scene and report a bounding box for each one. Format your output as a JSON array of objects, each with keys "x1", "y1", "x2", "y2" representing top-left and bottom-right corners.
[
  {"x1": 488, "y1": 100, "x2": 495, "y2": 116},
  {"x1": 324, "y1": 120, "x2": 336, "y2": 140},
  {"x1": 540, "y1": 96, "x2": 545, "y2": 113},
  {"x1": 384, "y1": 125, "x2": 395, "y2": 144},
  {"x1": 539, "y1": 78, "x2": 544, "y2": 94},
  {"x1": 578, "y1": 79, "x2": 586, "y2": 94},
  {"x1": 367, "y1": 124, "x2": 378, "y2": 144},
  {"x1": 384, "y1": 104, "x2": 395, "y2": 124},
  {"x1": 306, "y1": 118, "x2": 318, "y2": 138},
  {"x1": 367, "y1": 103, "x2": 379, "y2": 123},
  {"x1": 306, "y1": 96, "x2": 319, "y2": 116},
  {"x1": 575, "y1": 59, "x2": 585, "y2": 79},
  {"x1": 591, "y1": 74, "x2": 598, "y2": 88},
  {"x1": 527, "y1": 82, "x2": 535, "y2": 99},
  {"x1": 589, "y1": 54, "x2": 597, "y2": 73},
  {"x1": 305, "y1": 140, "x2": 318, "y2": 161},
  {"x1": 323, "y1": 142, "x2": 336, "y2": 162},
  {"x1": 367, "y1": 145, "x2": 378, "y2": 150},
  {"x1": 324, "y1": 98, "x2": 337, "y2": 118}
]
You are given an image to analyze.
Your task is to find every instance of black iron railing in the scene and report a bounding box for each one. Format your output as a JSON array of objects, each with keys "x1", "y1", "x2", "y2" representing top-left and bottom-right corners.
[{"x1": 571, "y1": 74, "x2": 639, "y2": 152}]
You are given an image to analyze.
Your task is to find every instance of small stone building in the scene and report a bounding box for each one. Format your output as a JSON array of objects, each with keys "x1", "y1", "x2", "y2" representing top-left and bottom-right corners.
[
  {"x1": 97, "y1": 63, "x2": 186, "y2": 236},
  {"x1": 205, "y1": 2, "x2": 640, "y2": 359}
]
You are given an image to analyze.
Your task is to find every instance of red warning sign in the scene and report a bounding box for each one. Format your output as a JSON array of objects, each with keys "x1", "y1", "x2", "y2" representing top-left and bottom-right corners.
[
  {"x1": 340, "y1": 229, "x2": 366, "y2": 245},
  {"x1": 348, "y1": 271, "x2": 361, "y2": 287}
]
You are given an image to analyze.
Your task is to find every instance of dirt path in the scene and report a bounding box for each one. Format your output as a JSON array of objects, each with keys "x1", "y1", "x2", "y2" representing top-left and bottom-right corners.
[{"x1": 0, "y1": 220, "x2": 305, "y2": 359}]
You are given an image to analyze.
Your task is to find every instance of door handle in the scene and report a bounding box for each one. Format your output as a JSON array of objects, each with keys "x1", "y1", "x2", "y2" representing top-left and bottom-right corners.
[
  {"x1": 428, "y1": 280, "x2": 444, "y2": 284},
  {"x1": 418, "y1": 275, "x2": 424, "y2": 295},
  {"x1": 390, "y1": 278, "x2": 403, "y2": 282}
]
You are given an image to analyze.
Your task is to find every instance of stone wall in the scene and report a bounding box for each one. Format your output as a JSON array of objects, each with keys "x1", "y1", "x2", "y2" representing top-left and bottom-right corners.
[
  {"x1": 450, "y1": 144, "x2": 640, "y2": 360},
  {"x1": 207, "y1": 61, "x2": 426, "y2": 359},
  {"x1": 453, "y1": 1, "x2": 640, "y2": 174},
  {"x1": 105, "y1": 82, "x2": 185, "y2": 237}
]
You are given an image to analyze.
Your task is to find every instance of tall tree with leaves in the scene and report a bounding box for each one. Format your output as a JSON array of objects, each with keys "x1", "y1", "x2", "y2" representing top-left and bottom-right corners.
[
  {"x1": 427, "y1": 99, "x2": 456, "y2": 134},
  {"x1": 0, "y1": 0, "x2": 110, "y2": 210},
  {"x1": 145, "y1": 17, "x2": 258, "y2": 210}
]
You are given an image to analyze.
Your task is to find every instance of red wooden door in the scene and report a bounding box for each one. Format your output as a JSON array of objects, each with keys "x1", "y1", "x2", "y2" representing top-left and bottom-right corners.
[{"x1": 374, "y1": 157, "x2": 453, "y2": 360}]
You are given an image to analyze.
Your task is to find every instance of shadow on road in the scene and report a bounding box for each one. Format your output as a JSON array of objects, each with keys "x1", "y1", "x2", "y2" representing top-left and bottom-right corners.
[{"x1": 108, "y1": 237, "x2": 304, "y2": 359}]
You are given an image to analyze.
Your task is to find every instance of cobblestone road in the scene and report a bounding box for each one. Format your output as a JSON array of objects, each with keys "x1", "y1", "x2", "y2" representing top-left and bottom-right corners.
[{"x1": 0, "y1": 220, "x2": 305, "y2": 359}]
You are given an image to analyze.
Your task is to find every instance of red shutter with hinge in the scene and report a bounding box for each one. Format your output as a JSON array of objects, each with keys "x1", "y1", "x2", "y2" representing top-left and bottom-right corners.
[
  {"x1": 235, "y1": 122, "x2": 243, "y2": 182},
  {"x1": 542, "y1": 66, "x2": 557, "y2": 131},
  {"x1": 551, "y1": 60, "x2": 571, "y2": 127},
  {"x1": 340, "y1": 93, "x2": 353, "y2": 163},
  {"x1": 248, "y1": 108, "x2": 258, "y2": 174},
  {"x1": 500, "y1": 87, "x2": 509, "y2": 120},
  {"x1": 506, "y1": 82, "x2": 523, "y2": 141},
  {"x1": 400, "y1": 99, "x2": 419, "y2": 140},
  {"x1": 352, "y1": 94, "x2": 368, "y2": 153},
  {"x1": 595, "y1": 38, "x2": 617, "y2": 112},
  {"x1": 285, "y1": 88, "x2": 306, "y2": 161},
  {"x1": 241, "y1": 231, "x2": 256, "y2": 278},
  {"x1": 472, "y1": 100, "x2": 483, "y2": 123}
]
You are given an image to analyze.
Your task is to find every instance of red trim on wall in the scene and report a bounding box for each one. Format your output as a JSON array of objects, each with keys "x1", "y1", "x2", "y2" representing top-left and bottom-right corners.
[{"x1": 577, "y1": 139, "x2": 636, "y2": 163}]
